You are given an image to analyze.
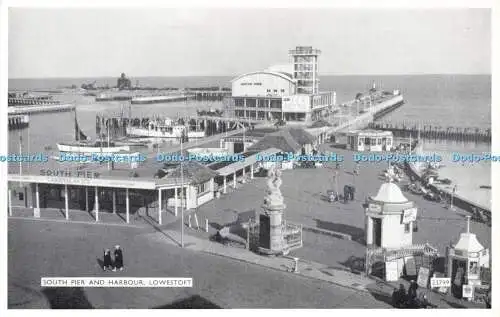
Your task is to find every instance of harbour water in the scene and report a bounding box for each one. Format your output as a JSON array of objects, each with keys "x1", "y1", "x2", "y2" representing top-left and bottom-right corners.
[{"x1": 8, "y1": 74, "x2": 491, "y2": 208}]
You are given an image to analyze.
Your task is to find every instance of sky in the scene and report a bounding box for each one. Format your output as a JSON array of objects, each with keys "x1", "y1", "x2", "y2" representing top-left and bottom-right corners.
[{"x1": 8, "y1": 8, "x2": 491, "y2": 78}]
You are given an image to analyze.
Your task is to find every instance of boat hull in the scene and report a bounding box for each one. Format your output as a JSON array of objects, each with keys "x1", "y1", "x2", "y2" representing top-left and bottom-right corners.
[
  {"x1": 126, "y1": 127, "x2": 205, "y2": 139},
  {"x1": 57, "y1": 143, "x2": 130, "y2": 153}
]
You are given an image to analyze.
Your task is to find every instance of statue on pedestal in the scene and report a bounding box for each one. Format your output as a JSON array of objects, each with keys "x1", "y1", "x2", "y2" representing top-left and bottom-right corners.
[{"x1": 263, "y1": 166, "x2": 284, "y2": 209}]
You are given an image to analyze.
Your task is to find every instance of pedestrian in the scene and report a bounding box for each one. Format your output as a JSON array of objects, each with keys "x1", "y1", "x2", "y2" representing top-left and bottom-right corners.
[
  {"x1": 113, "y1": 245, "x2": 124, "y2": 271},
  {"x1": 407, "y1": 280, "x2": 418, "y2": 307},
  {"x1": 103, "y1": 249, "x2": 112, "y2": 271}
]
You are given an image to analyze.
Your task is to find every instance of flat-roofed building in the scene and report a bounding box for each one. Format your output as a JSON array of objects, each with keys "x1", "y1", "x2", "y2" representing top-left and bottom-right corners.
[{"x1": 229, "y1": 46, "x2": 336, "y2": 124}]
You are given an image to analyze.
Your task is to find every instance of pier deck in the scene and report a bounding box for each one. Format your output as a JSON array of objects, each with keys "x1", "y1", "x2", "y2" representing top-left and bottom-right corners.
[{"x1": 369, "y1": 120, "x2": 491, "y2": 143}]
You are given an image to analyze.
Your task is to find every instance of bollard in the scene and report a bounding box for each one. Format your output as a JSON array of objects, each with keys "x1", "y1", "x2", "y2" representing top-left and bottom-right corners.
[
  {"x1": 188, "y1": 214, "x2": 192, "y2": 228},
  {"x1": 293, "y1": 257, "x2": 300, "y2": 273},
  {"x1": 205, "y1": 218, "x2": 209, "y2": 232}
]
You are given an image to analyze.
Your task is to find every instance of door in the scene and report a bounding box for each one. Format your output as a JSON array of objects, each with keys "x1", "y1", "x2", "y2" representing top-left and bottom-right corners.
[{"x1": 373, "y1": 218, "x2": 382, "y2": 247}]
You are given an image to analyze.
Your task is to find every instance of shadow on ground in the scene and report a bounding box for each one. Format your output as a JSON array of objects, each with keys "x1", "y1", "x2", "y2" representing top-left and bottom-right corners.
[
  {"x1": 154, "y1": 295, "x2": 222, "y2": 309},
  {"x1": 338, "y1": 256, "x2": 365, "y2": 274},
  {"x1": 41, "y1": 287, "x2": 93, "y2": 309},
  {"x1": 314, "y1": 218, "x2": 365, "y2": 243}
]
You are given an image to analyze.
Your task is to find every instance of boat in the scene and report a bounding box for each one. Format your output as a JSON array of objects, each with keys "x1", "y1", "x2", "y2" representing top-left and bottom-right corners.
[
  {"x1": 57, "y1": 140, "x2": 131, "y2": 154},
  {"x1": 126, "y1": 117, "x2": 205, "y2": 139},
  {"x1": 57, "y1": 110, "x2": 132, "y2": 154}
]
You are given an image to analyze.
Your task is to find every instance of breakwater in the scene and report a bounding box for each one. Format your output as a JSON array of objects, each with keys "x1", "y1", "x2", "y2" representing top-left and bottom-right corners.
[
  {"x1": 369, "y1": 120, "x2": 491, "y2": 143},
  {"x1": 8, "y1": 103, "x2": 76, "y2": 115}
]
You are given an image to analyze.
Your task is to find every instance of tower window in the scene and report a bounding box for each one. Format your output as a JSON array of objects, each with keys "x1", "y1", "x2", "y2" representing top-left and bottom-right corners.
[{"x1": 404, "y1": 223, "x2": 411, "y2": 233}]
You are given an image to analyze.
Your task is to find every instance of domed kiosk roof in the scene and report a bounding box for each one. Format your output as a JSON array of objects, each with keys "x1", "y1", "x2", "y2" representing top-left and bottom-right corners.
[
  {"x1": 372, "y1": 182, "x2": 408, "y2": 204},
  {"x1": 454, "y1": 233, "x2": 484, "y2": 253}
]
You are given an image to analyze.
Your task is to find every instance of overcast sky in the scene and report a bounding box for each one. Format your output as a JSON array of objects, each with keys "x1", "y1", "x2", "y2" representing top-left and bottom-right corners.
[{"x1": 8, "y1": 8, "x2": 490, "y2": 78}]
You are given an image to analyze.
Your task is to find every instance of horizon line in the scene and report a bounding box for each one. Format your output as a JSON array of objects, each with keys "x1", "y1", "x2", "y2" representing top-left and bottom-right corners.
[{"x1": 8, "y1": 72, "x2": 492, "y2": 80}]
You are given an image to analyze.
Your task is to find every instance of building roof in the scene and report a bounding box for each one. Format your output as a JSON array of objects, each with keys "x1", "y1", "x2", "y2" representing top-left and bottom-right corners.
[
  {"x1": 248, "y1": 129, "x2": 302, "y2": 153},
  {"x1": 309, "y1": 120, "x2": 333, "y2": 128},
  {"x1": 231, "y1": 71, "x2": 295, "y2": 83},
  {"x1": 454, "y1": 233, "x2": 485, "y2": 253},
  {"x1": 287, "y1": 128, "x2": 316, "y2": 145},
  {"x1": 159, "y1": 161, "x2": 219, "y2": 185},
  {"x1": 371, "y1": 182, "x2": 408, "y2": 204}
]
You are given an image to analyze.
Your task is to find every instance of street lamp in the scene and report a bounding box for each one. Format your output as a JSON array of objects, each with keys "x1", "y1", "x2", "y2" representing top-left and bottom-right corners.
[{"x1": 180, "y1": 131, "x2": 185, "y2": 248}]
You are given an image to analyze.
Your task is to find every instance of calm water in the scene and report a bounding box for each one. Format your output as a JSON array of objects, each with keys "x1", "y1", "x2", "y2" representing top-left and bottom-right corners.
[{"x1": 8, "y1": 74, "x2": 491, "y2": 208}]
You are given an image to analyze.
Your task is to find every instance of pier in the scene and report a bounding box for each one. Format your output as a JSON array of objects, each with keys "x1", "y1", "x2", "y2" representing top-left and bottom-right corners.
[
  {"x1": 8, "y1": 115, "x2": 29, "y2": 130},
  {"x1": 368, "y1": 120, "x2": 491, "y2": 143},
  {"x1": 131, "y1": 95, "x2": 190, "y2": 104},
  {"x1": 8, "y1": 103, "x2": 76, "y2": 115}
]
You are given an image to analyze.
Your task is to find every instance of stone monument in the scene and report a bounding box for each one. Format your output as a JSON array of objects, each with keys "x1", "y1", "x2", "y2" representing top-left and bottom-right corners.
[{"x1": 258, "y1": 166, "x2": 286, "y2": 255}]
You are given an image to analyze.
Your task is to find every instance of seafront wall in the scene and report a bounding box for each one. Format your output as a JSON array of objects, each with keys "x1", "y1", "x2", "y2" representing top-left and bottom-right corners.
[{"x1": 404, "y1": 160, "x2": 491, "y2": 220}]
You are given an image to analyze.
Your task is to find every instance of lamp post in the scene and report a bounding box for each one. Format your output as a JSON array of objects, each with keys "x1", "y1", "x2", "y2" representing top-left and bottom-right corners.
[
  {"x1": 450, "y1": 185, "x2": 457, "y2": 210},
  {"x1": 180, "y1": 131, "x2": 185, "y2": 248}
]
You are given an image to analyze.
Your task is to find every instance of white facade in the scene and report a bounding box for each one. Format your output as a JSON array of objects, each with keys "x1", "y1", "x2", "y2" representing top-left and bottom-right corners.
[{"x1": 232, "y1": 71, "x2": 296, "y2": 97}]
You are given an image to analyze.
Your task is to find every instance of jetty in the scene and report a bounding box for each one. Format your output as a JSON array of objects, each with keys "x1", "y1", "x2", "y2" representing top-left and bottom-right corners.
[{"x1": 368, "y1": 120, "x2": 491, "y2": 143}]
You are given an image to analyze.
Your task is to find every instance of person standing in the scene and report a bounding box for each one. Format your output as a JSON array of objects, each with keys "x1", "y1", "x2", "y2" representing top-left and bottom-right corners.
[
  {"x1": 407, "y1": 280, "x2": 419, "y2": 307},
  {"x1": 103, "y1": 249, "x2": 112, "y2": 271},
  {"x1": 113, "y1": 245, "x2": 124, "y2": 271}
]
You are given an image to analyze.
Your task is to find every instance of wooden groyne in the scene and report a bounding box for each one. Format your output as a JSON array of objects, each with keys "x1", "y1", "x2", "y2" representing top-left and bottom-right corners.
[{"x1": 369, "y1": 120, "x2": 491, "y2": 143}]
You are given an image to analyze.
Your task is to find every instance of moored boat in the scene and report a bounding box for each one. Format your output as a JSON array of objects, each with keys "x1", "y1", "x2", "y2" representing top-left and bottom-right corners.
[{"x1": 126, "y1": 117, "x2": 205, "y2": 139}]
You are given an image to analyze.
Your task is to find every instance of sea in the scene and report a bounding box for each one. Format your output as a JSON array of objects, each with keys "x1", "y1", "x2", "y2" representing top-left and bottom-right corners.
[{"x1": 8, "y1": 74, "x2": 491, "y2": 208}]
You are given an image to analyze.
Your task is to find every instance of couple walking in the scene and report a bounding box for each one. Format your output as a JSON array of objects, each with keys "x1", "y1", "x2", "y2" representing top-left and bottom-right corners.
[{"x1": 103, "y1": 245, "x2": 124, "y2": 271}]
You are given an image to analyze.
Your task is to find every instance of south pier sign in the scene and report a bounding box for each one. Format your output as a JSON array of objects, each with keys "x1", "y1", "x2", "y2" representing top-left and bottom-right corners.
[{"x1": 39, "y1": 169, "x2": 100, "y2": 179}]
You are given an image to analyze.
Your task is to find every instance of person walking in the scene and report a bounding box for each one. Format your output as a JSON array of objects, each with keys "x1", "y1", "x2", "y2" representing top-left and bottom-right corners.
[
  {"x1": 407, "y1": 280, "x2": 419, "y2": 307},
  {"x1": 103, "y1": 249, "x2": 113, "y2": 271},
  {"x1": 113, "y1": 245, "x2": 124, "y2": 271}
]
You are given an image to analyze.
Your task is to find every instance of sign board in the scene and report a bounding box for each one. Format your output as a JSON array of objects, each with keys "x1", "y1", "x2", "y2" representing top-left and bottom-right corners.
[
  {"x1": 385, "y1": 260, "x2": 399, "y2": 282},
  {"x1": 281, "y1": 95, "x2": 311, "y2": 113},
  {"x1": 402, "y1": 208, "x2": 417, "y2": 224},
  {"x1": 430, "y1": 277, "x2": 451, "y2": 288},
  {"x1": 8, "y1": 174, "x2": 157, "y2": 190},
  {"x1": 33, "y1": 208, "x2": 40, "y2": 218},
  {"x1": 367, "y1": 204, "x2": 382, "y2": 213},
  {"x1": 462, "y1": 284, "x2": 474, "y2": 298},
  {"x1": 404, "y1": 256, "x2": 417, "y2": 276},
  {"x1": 417, "y1": 267, "x2": 430, "y2": 288}
]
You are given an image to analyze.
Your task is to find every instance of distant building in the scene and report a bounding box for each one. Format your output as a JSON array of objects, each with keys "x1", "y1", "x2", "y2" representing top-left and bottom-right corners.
[
  {"x1": 229, "y1": 46, "x2": 336, "y2": 124},
  {"x1": 117, "y1": 73, "x2": 132, "y2": 90}
]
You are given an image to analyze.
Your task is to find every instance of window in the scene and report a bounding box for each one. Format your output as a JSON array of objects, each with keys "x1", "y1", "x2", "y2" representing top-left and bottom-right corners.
[
  {"x1": 404, "y1": 223, "x2": 411, "y2": 233},
  {"x1": 371, "y1": 138, "x2": 376, "y2": 146},
  {"x1": 358, "y1": 138, "x2": 363, "y2": 146},
  {"x1": 266, "y1": 89, "x2": 271, "y2": 93},
  {"x1": 273, "y1": 89, "x2": 277, "y2": 93},
  {"x1": 377, "y1": 138, "x2": 382, "y2": 145},
  {"x1": 280, "y1": 89, "x2": 285, "y2": 93},
  {"x1": 198, "y1": 182, "x2": 210, "y2": 195}
]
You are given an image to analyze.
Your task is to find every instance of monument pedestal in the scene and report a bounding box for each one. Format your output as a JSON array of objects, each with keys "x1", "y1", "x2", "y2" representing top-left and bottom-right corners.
[{"x1": 258, "y1": 204, "x2": 285, "y2": 256}]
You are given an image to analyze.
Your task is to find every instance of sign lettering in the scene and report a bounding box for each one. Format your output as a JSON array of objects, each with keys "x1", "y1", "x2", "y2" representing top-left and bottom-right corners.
[{"x1": 430, "y1": 277, "x2": 451, "y2": 288}]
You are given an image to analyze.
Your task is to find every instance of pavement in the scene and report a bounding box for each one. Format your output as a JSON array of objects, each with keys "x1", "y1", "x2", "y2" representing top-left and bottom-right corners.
[{"x1": 8, "y1": 218, "x2": 394, "y2": 309}]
